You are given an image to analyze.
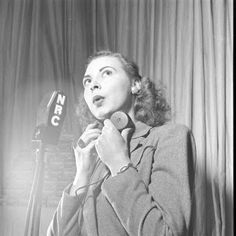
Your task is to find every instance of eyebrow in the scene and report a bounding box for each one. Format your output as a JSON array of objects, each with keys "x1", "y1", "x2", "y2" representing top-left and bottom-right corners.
[
  {"x1": 99, "y1": 66, "x2": 117, "y2": 72},
  {"x1": 83, "y1": 75, "x2": 91, "y2": 80},
  {"x1": 83, "y1": 66, "x2": 117, "y2": 79}
]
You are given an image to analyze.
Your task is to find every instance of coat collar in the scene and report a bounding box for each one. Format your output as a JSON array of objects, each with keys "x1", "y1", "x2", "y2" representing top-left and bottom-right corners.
[
  {"x1": 132, "y1": 121, "x2": 152, "y2": 139},
  {"x1": 130, "y1": 121, "x2": 152, "y2": 153}
]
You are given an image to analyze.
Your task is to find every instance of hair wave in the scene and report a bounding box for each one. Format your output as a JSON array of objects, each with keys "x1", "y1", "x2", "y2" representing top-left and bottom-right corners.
[{"x1": 134, "y1": 76, "x2": 170, "y2": 126}]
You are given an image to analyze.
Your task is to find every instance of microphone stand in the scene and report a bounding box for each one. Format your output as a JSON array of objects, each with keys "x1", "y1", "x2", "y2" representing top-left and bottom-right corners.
[
  {"x1": 24, "y1": 90, "x2": 67, "y2": 235},
  {"x1": 24, "y1": 141, "x2": 46, "y2": 236}
]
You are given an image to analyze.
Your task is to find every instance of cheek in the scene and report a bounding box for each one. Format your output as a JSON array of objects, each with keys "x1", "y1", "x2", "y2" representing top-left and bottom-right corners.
[
  {"x1": 83, "y1": 91, "x2": 92, "y2": 107},
  {"x1": 112, "y1": 81, "x2": 131, "y2": 98},
  {"x1": 108, "y1": 76, "x2": 131, "y2": 93}
]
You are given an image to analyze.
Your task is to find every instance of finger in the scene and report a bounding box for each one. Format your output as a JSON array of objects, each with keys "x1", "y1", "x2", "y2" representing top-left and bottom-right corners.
[
  {"x1": 103, "y1": 119, "x2": 114, "y2": 128},
  {"x1": 76, "y1": 139, "x2": 86, "y2": 148},
  {"x1": 82, "y1": 129, "x2": 101, "y2": 140},
  {"x1": 84, "y1": 139, "x2": 96, "y2": 149},
  {"x1": 84, "y1": 128, "x2": 102, "y2": 136},
  {"x1": 74, "y1": 140, "x2": 97, "y2": 160},
  {"x1": 76, "y1": 131, "x2": 101, "y2": 148},
  {"x1": 85, "y1": 121, "x2": 101, "y2": 131},
  {"x1": 103, "y1": 119, "x2": 120, "y2": 135},
  {"x1": 82, "y1": 132, "x2": 101, "y2": 146},
  {"x1": 80, "y1": 129, "x2": 101, "y2": 142},
  {"x1": 84, "y1": 140, "x2": 97, "y2": 156},
  {"x1": 74, "y1": 139, "x2": 96, "y2": 153}
]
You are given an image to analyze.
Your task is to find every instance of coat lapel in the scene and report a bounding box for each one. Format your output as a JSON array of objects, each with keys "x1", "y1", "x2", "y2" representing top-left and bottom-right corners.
[{"x1": 130, "y1": 122, "x2": 152, "y2": 166}]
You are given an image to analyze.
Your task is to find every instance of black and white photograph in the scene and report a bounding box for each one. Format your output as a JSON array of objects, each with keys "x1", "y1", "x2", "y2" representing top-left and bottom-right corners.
[{"x1": 0, "y1": 0, "x2": 233, "y2": 235}]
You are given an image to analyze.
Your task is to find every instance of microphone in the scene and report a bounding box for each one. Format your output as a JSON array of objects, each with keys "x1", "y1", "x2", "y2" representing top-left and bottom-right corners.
[{"x1": 32, "y1": 90, "x2": 67, "y2": 145}]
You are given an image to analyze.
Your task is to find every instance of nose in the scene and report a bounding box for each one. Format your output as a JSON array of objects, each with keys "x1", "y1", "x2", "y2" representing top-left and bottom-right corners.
[{"x1": 90, "y1": 80, "x2": 101, "y2": 91}]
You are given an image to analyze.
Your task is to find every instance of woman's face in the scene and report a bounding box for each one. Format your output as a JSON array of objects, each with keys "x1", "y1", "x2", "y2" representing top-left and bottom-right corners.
[{"x1": 83, "y1": 56, "x2": 133, "y2": 120}]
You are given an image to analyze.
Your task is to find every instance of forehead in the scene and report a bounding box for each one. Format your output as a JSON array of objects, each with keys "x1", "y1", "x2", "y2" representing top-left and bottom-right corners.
[{"x1": 85, "y1": 56, "x2": 124, "y2": 73}]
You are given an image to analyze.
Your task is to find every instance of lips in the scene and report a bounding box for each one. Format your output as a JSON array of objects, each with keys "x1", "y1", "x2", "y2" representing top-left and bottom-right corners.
[{"x1": 92, "y1": 95, "x2": 104, "y2": 104}]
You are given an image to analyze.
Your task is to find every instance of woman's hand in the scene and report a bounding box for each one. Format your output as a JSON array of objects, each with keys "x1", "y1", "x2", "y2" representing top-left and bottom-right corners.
[
  {"x1": 95, "y1": 119, "x2": 131, "y2": 176},
  {"x1": 73, "y1": 122, "x2": 101, "y2": 186}
]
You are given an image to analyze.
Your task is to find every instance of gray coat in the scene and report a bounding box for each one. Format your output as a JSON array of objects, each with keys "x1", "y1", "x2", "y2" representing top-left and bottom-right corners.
[{"x1": 47, "y1": 122, "x2": 196, "y2": 236}]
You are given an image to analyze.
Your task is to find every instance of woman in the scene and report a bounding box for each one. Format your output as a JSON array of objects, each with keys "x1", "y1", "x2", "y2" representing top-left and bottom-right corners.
[{"x1": 47, "y1": 51, "x2": 196, "y2": 236}]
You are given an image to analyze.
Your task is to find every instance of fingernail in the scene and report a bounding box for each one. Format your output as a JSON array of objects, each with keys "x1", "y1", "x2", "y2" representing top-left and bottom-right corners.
[{"x1": 77, "y1": 139, "x2": 86, "y2": 148}]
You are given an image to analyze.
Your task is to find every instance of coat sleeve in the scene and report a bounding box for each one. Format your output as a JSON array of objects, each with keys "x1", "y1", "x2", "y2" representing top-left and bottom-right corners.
[
  {"x1": 101, "y1": 124, "x2": 196, "y2": 236},
  {"x1": 47, "y1": 184, "x2": 86, "y2": 236}
]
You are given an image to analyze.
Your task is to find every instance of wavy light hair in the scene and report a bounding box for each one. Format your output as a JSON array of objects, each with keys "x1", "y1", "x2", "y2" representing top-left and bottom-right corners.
[{"x1": 76, "y1": 50, "x2": 170, "y2": 129}]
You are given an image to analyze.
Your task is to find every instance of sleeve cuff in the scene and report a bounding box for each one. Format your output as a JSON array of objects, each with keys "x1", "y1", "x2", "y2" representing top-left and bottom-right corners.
[{"x1": 101, "y1": 167, "x2": 143, "y2": 201}]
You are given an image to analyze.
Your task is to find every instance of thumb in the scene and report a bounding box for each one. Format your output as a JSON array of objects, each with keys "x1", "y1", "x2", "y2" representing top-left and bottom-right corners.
[{"x1": 121, "y1": 128, "x2": 133, "y2": 143}]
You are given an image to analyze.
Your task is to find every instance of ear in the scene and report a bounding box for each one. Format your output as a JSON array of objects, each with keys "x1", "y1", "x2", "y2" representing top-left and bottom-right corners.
[{"x1": 131, "y1": 80, "x2": 141, "y2": 95}]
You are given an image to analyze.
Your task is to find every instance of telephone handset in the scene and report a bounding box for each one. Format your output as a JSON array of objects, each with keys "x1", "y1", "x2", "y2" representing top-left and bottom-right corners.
[
  {"x1": 76, "y1": 111, "x2": 134, "y2": 149},
  {"x1": 110, "y1": 111, "x2": 134, "y2": 131}
]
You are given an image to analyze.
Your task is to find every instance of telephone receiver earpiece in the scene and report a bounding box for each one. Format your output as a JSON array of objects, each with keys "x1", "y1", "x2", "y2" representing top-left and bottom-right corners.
[
  {"x1": 110, "y1": 111, "x2": 135, "y2": 132},
  {"x1": 93, "y1": 111, "x2": 134, "y2": 132}
]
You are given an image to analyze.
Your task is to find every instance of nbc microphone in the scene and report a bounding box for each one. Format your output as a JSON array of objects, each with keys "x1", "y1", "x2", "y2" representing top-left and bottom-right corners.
[{"x1": 32, "y1": 90, "x2": 67, "y2": 145}]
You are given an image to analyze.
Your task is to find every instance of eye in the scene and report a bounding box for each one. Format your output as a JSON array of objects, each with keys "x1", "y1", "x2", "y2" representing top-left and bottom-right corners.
[
  {"x1": 83, "y1": 77, "x2": 91, "y2": 87},
  {"x1": 102, "y1": 69, "x2": 113, "y2": 77}
]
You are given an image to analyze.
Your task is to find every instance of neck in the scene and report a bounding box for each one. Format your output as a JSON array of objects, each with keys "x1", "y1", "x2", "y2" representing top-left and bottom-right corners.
[{"x1": 127, "y1": 107, "x2": 137, "y2": 124}]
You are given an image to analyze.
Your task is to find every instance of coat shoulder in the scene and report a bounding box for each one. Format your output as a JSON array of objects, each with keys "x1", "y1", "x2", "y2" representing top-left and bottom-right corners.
[{"x1": 150, "y1": 122, "x2": 192, "y2": 139}]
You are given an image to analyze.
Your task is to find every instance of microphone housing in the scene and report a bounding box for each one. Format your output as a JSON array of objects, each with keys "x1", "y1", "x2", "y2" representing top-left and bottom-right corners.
[{"x1": 32, "y1": 90, "x2": 67, "y2": 146}]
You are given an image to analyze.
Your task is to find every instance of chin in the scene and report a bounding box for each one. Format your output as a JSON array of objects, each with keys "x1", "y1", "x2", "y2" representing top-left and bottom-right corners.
[
  {"x1": 94, "y1": 107, "x2": 121, "y2": 121},
  {"x1": 93, "y1": 110, "x2": 112, "y2": 121}
]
